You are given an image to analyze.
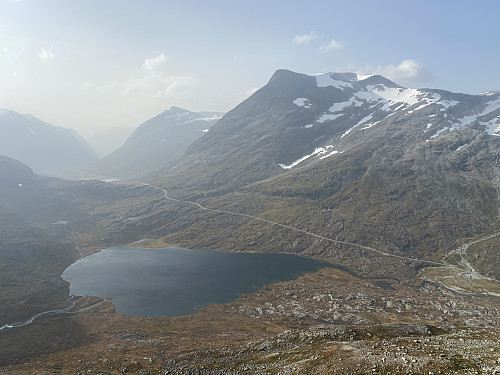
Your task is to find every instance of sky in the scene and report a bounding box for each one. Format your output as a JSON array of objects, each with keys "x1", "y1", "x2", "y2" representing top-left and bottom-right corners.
[{"x1": 1, "y1": 0, "x2": 499, "y2": 139}]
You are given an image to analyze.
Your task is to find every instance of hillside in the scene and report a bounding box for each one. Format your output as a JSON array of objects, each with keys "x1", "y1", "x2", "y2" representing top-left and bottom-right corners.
[
  {"x1": 88, "y1": 107, "x2": 223, "y2": 179},
  {"x1": 0, "y1": 110, "x2": 96, "y2": 174},
  {"x1": 149, "y1": 70, "x2": 500, "y2": 282}
]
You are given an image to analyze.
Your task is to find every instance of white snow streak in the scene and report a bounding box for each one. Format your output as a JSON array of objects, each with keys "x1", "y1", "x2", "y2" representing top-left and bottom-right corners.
[
  {"x1": 293, "y1": 97, "x2": 312, "y2": 108},
  {"x1": 278, "y1": 145, "x2": 338, "y2": 169}
]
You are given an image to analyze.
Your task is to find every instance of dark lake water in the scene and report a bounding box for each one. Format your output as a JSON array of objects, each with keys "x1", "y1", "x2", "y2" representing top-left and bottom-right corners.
[{"x1": 61, "y1": 247, "x2": 331, "y2": 317}]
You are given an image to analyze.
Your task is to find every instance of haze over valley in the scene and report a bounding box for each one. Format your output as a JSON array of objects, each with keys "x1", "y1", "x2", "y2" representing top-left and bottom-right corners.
[{"x1": 1, "y1": 1, "x2": 500, "y2": 374}]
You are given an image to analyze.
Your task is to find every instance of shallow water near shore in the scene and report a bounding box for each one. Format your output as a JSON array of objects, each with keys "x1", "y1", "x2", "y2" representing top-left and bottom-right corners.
[{"x1": 62, "y1": 246, "x2": 331, "y2": 317}]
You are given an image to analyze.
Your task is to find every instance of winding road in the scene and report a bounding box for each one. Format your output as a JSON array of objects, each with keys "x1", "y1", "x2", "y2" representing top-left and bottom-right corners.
[{"x1": 130, "y1": 181, "x2": 446, "y2": 266}]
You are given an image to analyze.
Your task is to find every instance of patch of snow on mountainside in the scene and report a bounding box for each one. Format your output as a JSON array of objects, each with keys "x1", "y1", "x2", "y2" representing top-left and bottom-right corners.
[
  {"x1": 328, "y1": 98, "x2": 363, "y2": 113},
  {"x1": 27, "y1": 127, "x2": 37, "y2": 135},
  {"x1": 293, "y1": 98, "x2": 312, "y2": 108},
  {"x1": 430, "y1": 127, "x2": 450, "y2": 139},
  {"x1": 356, "y1": 74, "x2": 373, "y2": 81},
  {"x1": 201, "y1": 114, "x2": 224, "y2": 121},
  {"x1": 319, "y1": 149, "x2": 339, "y2": 159},
  {"x1": 304, "y1": 124, "x2": 314, "y2": 129},
  {"x1": 341, "y1": 113, "x2": 375, "y2": 138},
  {"x1": 481, "y1": 117, "x2": 500, "y2": 135},
  {"x1": 439, "y1": 99, "x2": 459, "y2": 110},
  {"x1": 354, "y1": 85, "x2": 440, "y2": 113},
  {"x1": 317, "y1": 113, "x2": 344, "y2": 123},
  {"x1": 310, "y1": 73, "x2": 353, "y2": 90},
  {"x1": 278, "y1": 145, "x2": 338, "y2": 169},
  {"x1": 451, "y1": 98, "x2": 500, "y2": 134}
]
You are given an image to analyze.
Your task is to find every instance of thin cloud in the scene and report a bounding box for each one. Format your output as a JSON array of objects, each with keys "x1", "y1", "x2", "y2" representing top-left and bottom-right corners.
[
  {"x1": 292, "y1": 31, "x2": 317, "y2": 45},
  {"x1": 80, "y1": 82, "x2": 93, "y2": 90},
  {"x1": 319, "y1": 39, "x2": 342, "y2": 52},
  {"x1": 122, "y1": 73, "x2": 195, "y2": 99},
  {"x1": 39, "y1": 47, "x2": 55, "y2": 62},
  {"x1": 357, "y1": 59, "x2": 433, "y2": 84},
  {"x1": 143, "y1": 53, "x2": 169, "y2": 72}
]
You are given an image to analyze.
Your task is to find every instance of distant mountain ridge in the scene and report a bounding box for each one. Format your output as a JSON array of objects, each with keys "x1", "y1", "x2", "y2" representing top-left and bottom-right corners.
[
  {"x1": 0, "y1": 110, "x2": 96, "y2": 174},
  {"x1": 88, "y1": 107, "x2": 223, "y2": 179}
]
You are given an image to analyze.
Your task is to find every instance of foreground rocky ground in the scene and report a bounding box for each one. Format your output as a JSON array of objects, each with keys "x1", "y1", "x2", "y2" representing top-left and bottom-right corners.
[{"x1": 1, "y1": 267, "x2": 499, "y2": 374}]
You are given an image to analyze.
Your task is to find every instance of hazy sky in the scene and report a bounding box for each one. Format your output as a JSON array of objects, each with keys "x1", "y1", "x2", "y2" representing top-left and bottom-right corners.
[{"x1": 1, "y1": 0, "x2": 499, "y2": 138}]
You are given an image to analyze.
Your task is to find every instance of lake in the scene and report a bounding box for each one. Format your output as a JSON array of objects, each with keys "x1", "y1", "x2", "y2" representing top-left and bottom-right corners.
[{"x1": 61, "y1": 246, "x2": 331, "y2": 317}]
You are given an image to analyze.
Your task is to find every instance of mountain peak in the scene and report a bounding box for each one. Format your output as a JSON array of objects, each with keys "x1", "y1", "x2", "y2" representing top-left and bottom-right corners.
[{"x1": 168, "y1": 106, "x2": 191, "y2": 112}]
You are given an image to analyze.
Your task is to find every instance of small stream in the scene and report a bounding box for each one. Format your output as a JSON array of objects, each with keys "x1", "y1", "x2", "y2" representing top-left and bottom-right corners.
[{"x1": 0, "y1": 298, "x2": 106, "y2": 331}]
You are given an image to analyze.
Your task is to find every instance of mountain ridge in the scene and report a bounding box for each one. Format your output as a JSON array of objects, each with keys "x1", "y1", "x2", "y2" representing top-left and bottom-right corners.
[
  {"x1": 0, "y1": 110, "x2": 96, "y2": 174},
  {"x1": 88, "y1": 106, "x2": 223, "y2": 179}
]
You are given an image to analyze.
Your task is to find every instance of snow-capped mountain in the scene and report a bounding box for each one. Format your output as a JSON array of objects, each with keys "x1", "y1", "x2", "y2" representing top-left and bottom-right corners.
[
  {"x1": 153, "y1": 69, "x2": 499, "y2": 196},
  {"x1": 279, "y1": 71, "x2": 499, "y2": 169},
  {"x1": 88, "y1": 107, "x2": 223, "y2": 179},
  {"x1": 150, "y1": 69, "x2": 499, "y2": 281},
  {"x1": 0, "y1": 110, "x2": 97, "y2": 174}
]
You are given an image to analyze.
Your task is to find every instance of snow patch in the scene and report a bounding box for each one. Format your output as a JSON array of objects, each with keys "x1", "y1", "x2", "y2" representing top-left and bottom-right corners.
[
  {"x1": 341, "y1": 113, "x2": 376, "y2": 138},
  {"x1": 278, "y1": 145, "x2": 337, "y2": 169},
  {"x1": 455, "y1": 143, "x2": 468, "y2": 152},
  {"x1": 361, "y1": 121, "x2": 380, "y2": 130},
  {"x1": 201, "y1": 129, "x2": 209, "y2": 133},
  {"x1": 354, "y1": 85, "x2": 440, "y2": 113},
  {"x1": 451, "y1": 98, "x2": 500, "y2": 134},
  {"x1": 52, "y1": 220, "x2": 69, "y2": 225},
  {"x1": 304, "y1": 124, "x2": 314, "y2": 129},
  {"x1": 320, "y1": 150, "x2": 340, "y2": 160},
  {"x1": 27, "y1": 127, "x2": 36, "y2": 135},
  {"x1": 480, "y1": 118, "x2": 500, "y2": 135},
  {"x1": 328, "y1": 98, "x2": 363, "y2": 113},
  {"x1": 201, "y1": 114, "x2": 223, "y2": 121},
  {"x1": 18, "y1": 183, "x2": 22, "y2": 188},
  {"x1": 430, "y1": 127, "x2": 449, "y2": 139},
  {"x1": 356, "y1": 73, "x2": 373, "y2": 81},
  {"x1": 317, "y1": 112, "x2": 344, "y2": 123},
  {"x1": 293, "y1": 97, "x2": 312, "y2": 108},
  {"x1": 439, "y1": 99, "x2": 459, "y2": 109},
  {"x1": 311, "y1": 73, "x2": 353, "y2": 90}
]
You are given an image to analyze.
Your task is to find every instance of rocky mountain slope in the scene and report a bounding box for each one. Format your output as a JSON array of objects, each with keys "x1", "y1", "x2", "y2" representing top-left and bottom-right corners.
[
  {"x1": 88, "y1": 107, "x2": 223, "y2": 179},
  {"x1": 153, "y1": 70, "x2": 500, "y2": 197},
  {"x1": 0, "y1": 110, "x2": 96, "y2": 174},
  {"x1": 0, "y1": 155, "x2": 39, "y2": 188},
  {"x1": 150, "y1": 69, "x2": 500, "y2": 280}
]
